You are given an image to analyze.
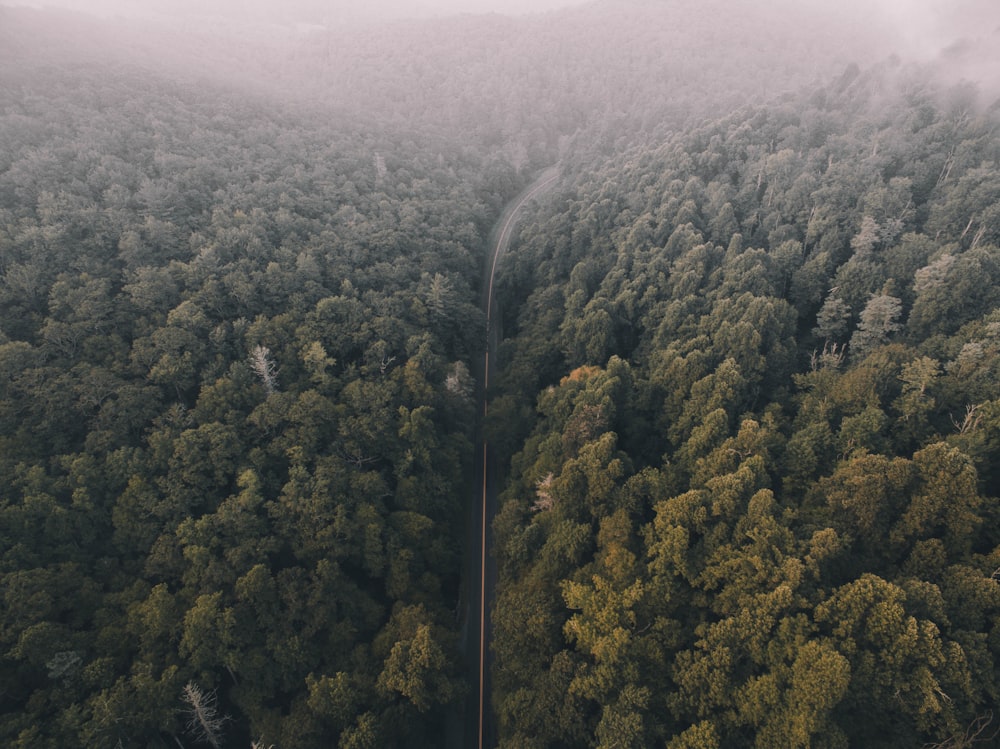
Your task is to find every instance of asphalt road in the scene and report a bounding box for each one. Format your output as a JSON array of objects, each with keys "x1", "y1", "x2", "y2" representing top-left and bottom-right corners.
[{"x1": 456, "y1": 167, "x2": 559, "y2": 749}]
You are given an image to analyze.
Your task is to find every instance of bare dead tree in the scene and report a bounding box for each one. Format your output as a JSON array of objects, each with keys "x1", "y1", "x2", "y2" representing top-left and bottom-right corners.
[
  {"x1": 970, "y1": 223, "x2": 987, "y2": 250},
  {"x1": 936, "y1": 145, "x2": 957, "y2": 188},
  {"x1": 181, "y1": 682, "x2": 228, "y2": 749},
  {"x1": 338, "y1": 446, "x2": 379, "y2": 469},
  {"x1": 923, "y1": 711, "x2": 998, "y2": 749},
  {"x1": 960, "y1": 216, "x2": 976, "y2": 240},
  {"x1": 532, "y1": 472, "x2": 555, "y2": 512},
  {"x1": 952, "y1": 404, "x2": 982, "y2": 435},
  {"x1": 248, "y1": 345, "x2": 278, "y2": 394},
  {"x1": 810, "y1": 341, "x2": 845, "y2": 371}
]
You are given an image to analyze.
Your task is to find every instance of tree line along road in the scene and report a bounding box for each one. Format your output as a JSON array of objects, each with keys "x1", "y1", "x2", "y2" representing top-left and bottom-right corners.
[{"x1": 456, "y1": 166, "x2": 560, "y2": 749}]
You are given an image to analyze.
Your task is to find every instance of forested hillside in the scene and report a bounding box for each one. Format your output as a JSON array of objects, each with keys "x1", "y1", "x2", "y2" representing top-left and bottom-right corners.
[
  {"x1": 490, "y1": 62, "x2": 1000, "y2": 747},
  {"x1": 0, "y1": 64, "x2": 503, "y2": 747},
  {"x1": 1, "y1": 0, "x2": 891, "y2": 165},
  {"x1": 2, "y1": 1, "x2": 999, "y2": 747},
  {"x1": 283, "y1": 0, "x2": 881, "y2": 156}
]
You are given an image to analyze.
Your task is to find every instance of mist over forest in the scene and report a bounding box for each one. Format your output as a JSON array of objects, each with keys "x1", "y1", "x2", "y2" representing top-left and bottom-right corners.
[{"x1": 2, "y1": 1, "x2": 1000, "y2": 748}]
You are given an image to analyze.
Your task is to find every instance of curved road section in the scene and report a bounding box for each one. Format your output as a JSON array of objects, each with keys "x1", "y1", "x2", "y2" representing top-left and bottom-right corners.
[{"x1": 461, "y1": 167, "x2": 559, "y2": 749}]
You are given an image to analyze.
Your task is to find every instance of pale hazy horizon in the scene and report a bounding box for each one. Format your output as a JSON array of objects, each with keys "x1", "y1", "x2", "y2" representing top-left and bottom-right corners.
[
  {"x1": 3, "y1": 0, "x2": 998, "y2": 53},
  {"x1": 0, "y1": 0, "x2": 594, "y2": 22}
]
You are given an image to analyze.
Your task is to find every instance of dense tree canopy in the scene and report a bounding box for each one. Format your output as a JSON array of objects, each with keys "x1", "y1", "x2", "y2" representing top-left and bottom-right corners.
[
  {"x1": 0, "y1": 62, "x2": 502, "y2": 747},
  {"x1": 491, "y1": 61, "x2": 1000, "y2": 748},
  {"x1": 2, "y1": 2, "x2": 999, "y2": 747}
]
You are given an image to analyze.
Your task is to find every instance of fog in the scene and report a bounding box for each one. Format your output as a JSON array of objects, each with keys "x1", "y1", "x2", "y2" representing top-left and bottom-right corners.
[
  {"x1": 3, "y1": 0, "x2": 998, "y2": 64},
  {"x1": 3, "y1": 0, "x2": 998, "y2": 111},
  {"x1": 2, "y1": 0, "x2": 997, "y2": 32},
  {"x1": 0, "y1": 0, "x2": 593, "y2": 23},
  {"x1": 3, "y1": 0, "x2": 998, "y2": 50}
]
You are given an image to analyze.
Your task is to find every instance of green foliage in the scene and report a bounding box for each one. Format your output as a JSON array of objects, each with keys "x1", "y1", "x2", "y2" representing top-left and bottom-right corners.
[
  {"x1": 0, "y1": 59, "x2": 488, "y2": 747},
  {"x1": 490, "y1": 59, "x2": 1000, "y2": 749},
  {"x1": 3, "y1": 5, "x2": 1000, "y2": 748}
]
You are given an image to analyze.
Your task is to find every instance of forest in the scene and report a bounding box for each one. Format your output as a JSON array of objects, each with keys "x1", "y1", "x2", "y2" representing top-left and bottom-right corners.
[
  {"x1": 489, "y1": 60, "x2": 1000, "y2": 748},
  {"x1": 1, "y1": 1, "x2": 1000, "y2": 748},
  {"x1": 0, "y1": 58, "x2": 500, "y2": 748}
]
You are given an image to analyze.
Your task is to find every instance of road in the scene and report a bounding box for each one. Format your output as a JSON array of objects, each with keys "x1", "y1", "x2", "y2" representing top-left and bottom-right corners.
[{"x1": 458, "y1": 167, "x2": 559, "y2": 749}]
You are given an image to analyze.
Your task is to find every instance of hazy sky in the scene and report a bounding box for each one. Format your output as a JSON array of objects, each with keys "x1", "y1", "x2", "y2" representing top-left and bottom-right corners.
[
  {"x1": 3, "y1": 0, "x2": 998, "y2": 54},
  {"x1": 0, "y1": 0, "x2": 593, "y2": 21},
  {"x1": 4, "y1": 0, "x2": 1000, "y2": 29},
  {"x1": 872, "y1": 0, "x2": 1000, "y2": 54}
]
